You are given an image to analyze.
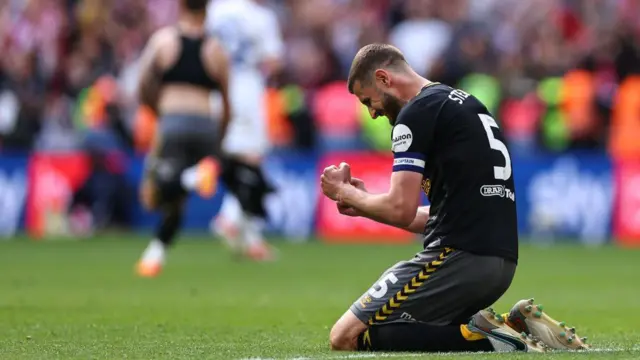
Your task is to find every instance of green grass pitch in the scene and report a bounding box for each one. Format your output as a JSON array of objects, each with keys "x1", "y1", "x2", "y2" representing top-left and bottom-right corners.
[{"x1": 0, "y1": 236, "x2": 639, "y2": 359}]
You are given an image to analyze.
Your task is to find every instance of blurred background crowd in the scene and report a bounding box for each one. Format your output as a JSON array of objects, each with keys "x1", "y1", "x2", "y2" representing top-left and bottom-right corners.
[
  {"x1": 1, "y1": 0, "x2": 639, "y2": 242},
  {"x1": 2, "y1": 0, "x2": 640, "y2": 156}
]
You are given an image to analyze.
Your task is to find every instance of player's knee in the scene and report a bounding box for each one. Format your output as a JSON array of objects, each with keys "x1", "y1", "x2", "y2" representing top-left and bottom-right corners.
[
  {"x1": 143, "y1": 160, "x2": 186, "y2": 211},
  {"x1": 330, "y1": 309, "x2": 368, "y2": 351},
  {"x1": 329, "y1": 323, "x2": 358, "y2": 351}
]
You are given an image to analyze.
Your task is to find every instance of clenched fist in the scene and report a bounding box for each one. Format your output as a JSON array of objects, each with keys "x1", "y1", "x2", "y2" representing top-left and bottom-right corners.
[
  {"x1": 321, "y1": 162, "x2": 351, "y2": 201},
  {"x1": 336, "y1": 177, "x2": 367, "y2": 217}
]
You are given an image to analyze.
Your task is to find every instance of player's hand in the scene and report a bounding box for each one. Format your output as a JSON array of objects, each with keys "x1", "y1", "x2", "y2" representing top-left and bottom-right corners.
[
  {"x1": 337, "y1": 202, "x2": 361, "y2": 217},
  {"x1": 335, "y1": 177, "x2": 366, "y2": 217},
  {"x1": 349, "y1": 177, "x2": 367, "y2": 192},
  {"x1": 321, "y1": 162, "x2": 351, "y2": 201}
]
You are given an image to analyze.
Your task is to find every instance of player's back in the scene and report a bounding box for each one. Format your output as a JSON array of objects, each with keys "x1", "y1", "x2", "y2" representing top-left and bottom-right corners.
[
  {"x1": 206, "y1": 0, "x2": 281, "y2": 77},
  {"x1": 393, "y1": 84, "x2": 518, "y2": 263},
  {"x1": 206, "y1": 0, "x2": 282, "y2": 113}
]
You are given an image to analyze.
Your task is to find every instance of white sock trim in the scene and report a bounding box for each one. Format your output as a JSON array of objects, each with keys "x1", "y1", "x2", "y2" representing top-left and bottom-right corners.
[
  {"x1": 180, "y1": 166, "x2": 199, "y2": 191},
  {"x1": 141, "y1": 239, "x2": 166, "y2": 264},
  {"x1": 243, "y1": 213, "x2": 266, "y2": 246},
  {"x1": 218, "y1": 194, "x2": 243, "y2": 225}
]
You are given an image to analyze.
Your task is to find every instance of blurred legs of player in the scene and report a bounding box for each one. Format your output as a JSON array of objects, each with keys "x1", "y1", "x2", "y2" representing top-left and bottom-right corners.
[
  {"x1": 137, "y1": 120, "x2": 220, "y2": 277},
  {"x1": 138, "y1": 158, "x2": 218, "y2": 276},
  {"x1": 213, "y1": 155, "x2": 275, "y2": 261},
  {"x1": 211, "y1": 93, "x2": 274, "y2": 260},
  {"x1": 213, "y1": 193, "x2": 243, "y2": 253},
  {"x1": 206, "y1": 88, "x2": 275, "y2": 261}
]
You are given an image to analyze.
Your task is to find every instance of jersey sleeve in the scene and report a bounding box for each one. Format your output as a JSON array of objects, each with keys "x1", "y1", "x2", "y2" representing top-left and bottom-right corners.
[
  {"x1": 257, "y1": 9, "x2": 284, "y2": 61},
  {"x1": 391, "y1": 100, "x2": 438, "y2": 174}
]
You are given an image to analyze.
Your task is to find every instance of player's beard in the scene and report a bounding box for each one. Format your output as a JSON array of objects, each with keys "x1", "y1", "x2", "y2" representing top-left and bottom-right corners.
[{"x1": 381, "y1": 92, "x2": 405, "y2": 125}]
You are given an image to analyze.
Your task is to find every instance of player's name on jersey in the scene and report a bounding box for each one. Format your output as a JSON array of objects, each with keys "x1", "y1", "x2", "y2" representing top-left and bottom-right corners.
[{"x1": 448, "y1": 88, "x2": 470, "y2": 105}]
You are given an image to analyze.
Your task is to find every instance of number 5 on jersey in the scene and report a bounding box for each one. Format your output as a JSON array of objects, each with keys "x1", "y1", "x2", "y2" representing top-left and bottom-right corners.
[
  {"x1": 368, "y1": 273, "x2": 398, "y2": 299},
  {"x1": 479, "y1": 114, "x2": 512, "y2": 181}
]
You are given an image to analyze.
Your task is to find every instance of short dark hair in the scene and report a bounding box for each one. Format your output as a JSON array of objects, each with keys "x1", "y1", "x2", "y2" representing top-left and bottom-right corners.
[
  {"x1": 182, "y1": 0, "x2": 208, "y2": 11},
  {"x1": 347, "y1": 43, "x2": 407, "y2": 94}
]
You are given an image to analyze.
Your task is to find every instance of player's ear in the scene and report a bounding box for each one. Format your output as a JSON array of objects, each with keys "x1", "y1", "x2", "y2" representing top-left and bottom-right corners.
[{"x1": 374, "y1": 69, "x2": 391, "y2": 87}]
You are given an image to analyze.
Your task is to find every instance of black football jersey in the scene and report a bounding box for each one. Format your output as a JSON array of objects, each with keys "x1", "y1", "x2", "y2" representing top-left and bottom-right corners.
[{"x1": 391, "y1": 83, "x2": 518, "y2": 263}]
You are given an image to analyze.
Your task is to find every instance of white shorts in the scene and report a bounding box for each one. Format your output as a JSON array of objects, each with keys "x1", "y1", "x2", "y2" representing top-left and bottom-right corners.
[
  {"x1": 210, "y1": 76, "x2": 270, "y2": 156},
  {"x1": 222, "y1": 105, "x2": 269, "y2": 156},
  {"x1": 206, "y1": 104, "x2": 269, "y2": 156}
]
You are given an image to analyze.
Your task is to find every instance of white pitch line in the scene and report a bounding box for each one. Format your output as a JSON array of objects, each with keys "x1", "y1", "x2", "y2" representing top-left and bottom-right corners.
[
  {"x1": 317, "y1": 354, "x2": 427, "y2": 359},
  {"x1": 240, "y1": 355, "x2": 425, "y2": 360},
  {"x1": 240, "y1": 347, "x2": 640, "y2": 360}
]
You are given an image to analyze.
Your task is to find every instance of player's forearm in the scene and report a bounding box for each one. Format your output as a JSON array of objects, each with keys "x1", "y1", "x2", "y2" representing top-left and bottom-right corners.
[
  {"x1": 403, "y1": 206, "x2": 430, "y2": 234},
  {"x1": 339, "y1": 186, "x2": 417, "y2": 228},
  {"x1": 356, "y1": 203, "x2": 429, "y2": 234}
]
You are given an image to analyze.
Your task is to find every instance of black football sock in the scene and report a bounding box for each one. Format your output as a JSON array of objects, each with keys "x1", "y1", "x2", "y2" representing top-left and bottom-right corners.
[
  {"x1": 155, "y1": 203, "x2": 183, "y2": 247},
  {"x1": 357, "y1": 322, "x2": 493, "y2": 352}
]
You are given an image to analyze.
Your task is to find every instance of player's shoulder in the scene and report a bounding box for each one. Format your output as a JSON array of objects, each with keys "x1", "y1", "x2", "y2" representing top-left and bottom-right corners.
[
  {"x1": 213, "y1": 0, "x2": 266, "y2": 15},
  {"x1": 411, "y1": 83, "x2": 458, "y2": 109},
  {"x1": 146, "y1": 26, "x2": 179, "y2": 51},
  {"x1": 256, "y1": 2, "x2": 279, "y2": 19},
  {"x1": 209, "y1": 0, "x2": 273, "y2": 31},
  {"x1": 207, "y1": 0, "x2": 245, "y2": 19},
  {"x1": 395, "y1": 83, "x2": 453, "y2": 124},
  {"x1": 247, "y1": 2, "x2": 278, "y2": 29},
  {"x1": 398, "y1": 83, "x2": 486, "y2": 125},
  {"x1": 151, "y1": 26, "x2": 177, "y2": 42}
]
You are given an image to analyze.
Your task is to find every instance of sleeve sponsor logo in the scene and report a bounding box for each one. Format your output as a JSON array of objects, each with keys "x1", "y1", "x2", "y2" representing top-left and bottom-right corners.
[{"x1": 391, "y1": 124, "x2": 413, "y2": 152}]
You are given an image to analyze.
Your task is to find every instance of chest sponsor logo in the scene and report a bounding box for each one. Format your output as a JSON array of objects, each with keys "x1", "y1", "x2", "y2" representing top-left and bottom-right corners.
[
  {"x1": 480, "y1": 184, "x2": 514, "y2": 201},
  {"x1": 391, "y1": 124, "x2": 413, "y2": 152}
]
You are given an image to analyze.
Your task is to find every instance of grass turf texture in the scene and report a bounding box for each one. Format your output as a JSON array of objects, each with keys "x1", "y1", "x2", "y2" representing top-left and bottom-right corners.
[{"x1": 0, "y1": 237, "x2": 639, "y2": 360}]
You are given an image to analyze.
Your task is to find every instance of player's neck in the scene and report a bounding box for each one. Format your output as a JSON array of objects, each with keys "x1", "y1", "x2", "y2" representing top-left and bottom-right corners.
[
  {"x1": 177, "y1": 14, "x2": 205, "y2": 35},
  {"x1": 398, "y1": 75, "x2": 431, "y2": 102}
]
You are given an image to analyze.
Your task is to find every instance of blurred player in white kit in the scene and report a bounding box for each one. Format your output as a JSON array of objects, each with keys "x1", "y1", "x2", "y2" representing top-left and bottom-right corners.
[{"x1": 206, "y1": 0, "x2": 284, "y2": 261}]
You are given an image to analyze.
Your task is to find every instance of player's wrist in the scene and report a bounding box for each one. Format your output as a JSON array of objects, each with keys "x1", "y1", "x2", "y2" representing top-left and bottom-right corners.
[{"x1": 336, "y1": 182, "x2": 353, "y2": 206}]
